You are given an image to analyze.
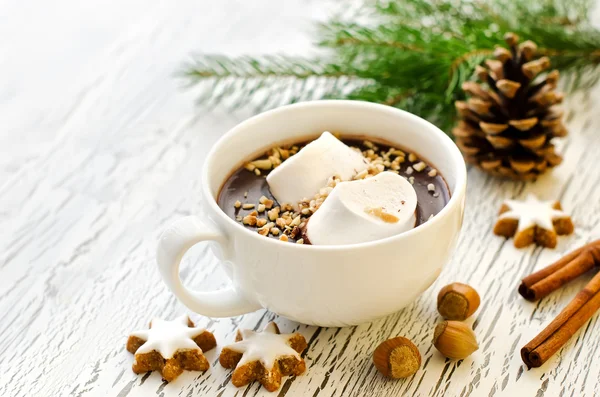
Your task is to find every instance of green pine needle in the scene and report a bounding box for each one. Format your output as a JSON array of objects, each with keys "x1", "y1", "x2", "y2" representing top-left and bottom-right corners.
[{"x1": 181, "y1": 0, "x2": 600, "y2": 135}]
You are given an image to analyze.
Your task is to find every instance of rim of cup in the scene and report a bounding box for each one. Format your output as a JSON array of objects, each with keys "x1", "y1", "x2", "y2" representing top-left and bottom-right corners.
[{"x1": 202, "y1": 100, "x2": 467, "y2": 251}]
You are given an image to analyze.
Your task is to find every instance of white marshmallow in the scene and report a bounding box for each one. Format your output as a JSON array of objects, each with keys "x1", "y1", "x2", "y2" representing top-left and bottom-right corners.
[
  {"x1": 266, "y1": 131, "x2": 368, "y2": 207},
  {"x1": 305, "y1": 171, "x2": 417, "y2": 245}
]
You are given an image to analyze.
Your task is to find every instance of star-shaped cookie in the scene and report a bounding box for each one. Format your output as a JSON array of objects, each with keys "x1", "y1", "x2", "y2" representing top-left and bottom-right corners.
[
  {"x1": 493, "y1": 194, "x2": 574, "y2": 248},
  {"x1": 219, "y1": 322, "x2": 308, "y2": 392},
  {"x1": 126, "y1": 315, "x2": 216, "y2": 382}
]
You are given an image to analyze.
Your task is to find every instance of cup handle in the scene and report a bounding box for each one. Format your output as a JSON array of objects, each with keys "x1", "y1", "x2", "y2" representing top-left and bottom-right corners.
[{"x1": 156, "y1": 216, "x2": 261, "y2": 317}]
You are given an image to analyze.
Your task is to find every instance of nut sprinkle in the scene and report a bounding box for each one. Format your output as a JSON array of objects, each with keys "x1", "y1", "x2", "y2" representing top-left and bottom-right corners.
[{"x1": 219, "y1": 137, "x2": 450, "y2": 243}]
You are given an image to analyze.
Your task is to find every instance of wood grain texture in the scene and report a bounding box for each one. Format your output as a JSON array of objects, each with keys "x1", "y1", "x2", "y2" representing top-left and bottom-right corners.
[{"x1": 2, "y1": 1, "x2": 600, "y2": 396}]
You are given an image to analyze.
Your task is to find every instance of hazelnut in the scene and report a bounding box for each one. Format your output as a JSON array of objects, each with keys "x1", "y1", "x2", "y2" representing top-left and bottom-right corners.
[
  {"x1": 437, "y1": 282, "x2": 480, "y2": 320},
  {"x1": 373, "y1": 337, "x2": 421, "y2": 379},
  {"x1": 433, "y1": 321, "x2": 478, "y2": 360}
]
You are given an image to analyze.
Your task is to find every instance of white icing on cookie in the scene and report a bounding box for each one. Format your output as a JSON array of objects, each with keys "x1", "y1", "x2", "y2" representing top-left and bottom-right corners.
[
  {"x1": 224, "y1": 322, "x2": 301, "y2": 371},
  {"x1": 130, "y1": 315, "x2": 207, "y2": 359},
  {"x1": 499, "y1": 194, "x2": 570, "y2": 232}
]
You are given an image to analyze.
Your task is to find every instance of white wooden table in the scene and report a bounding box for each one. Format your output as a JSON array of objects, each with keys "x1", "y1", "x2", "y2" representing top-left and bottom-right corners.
[{"x1": 2, "y1": 1, "x2": 600, "y2": 396}]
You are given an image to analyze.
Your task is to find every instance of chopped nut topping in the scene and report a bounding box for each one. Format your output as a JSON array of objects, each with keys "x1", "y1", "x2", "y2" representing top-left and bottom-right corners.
[
  {"x1": 279, "y1": 148, "x2": 290, "y2": 160},
  {"x1": 319, "y1": 186, "x2": 333, "y2": 196},
  {"x1": 257, "y1": 222, "x2": 274, "y2": 235},
  {"x1": 363, "y1": 140, "x2": 376, "y2": 149},
  {"x1": 290, "y1": 226, "x2": 300, "y2": 238},
  {"x1": 250, "y1": 159, "x2": 273, "y2": 170},
  {"x1": 354, "y1": 169, "x2": 369, "y2": 180},
  {"x1": 290, "y1": 215, "x2": 302, "y2": 227},
  {"x1": 259, "y1": 196, "x2": 274, "y2": 209},
  {"x1": 390, "y1": 149, "x2": 406, "y2": 157},
  {"x1": 296, "y1": 238, "x2": 304, "y2": 244},
  {"x1": 275, "y1": 218, "x2": 286, "y2": 229},
  {"x1": 413, "y1": 161, "x2": 427, "y2": 172},
  {"x1": 237, "y1": 138, "x2": 445, "y2": 243},
  {"x1": 328, "y1": 175, "x2": 341, "y2": 187},
  {"x1": 365, "y1": 206, "x2": 400, "y2": 223},
  {"x1": 269, "y1": 155, "x2": 281, "y2": 167},
  {"x1": 267, "y1": 207, "x2": 280, "y2": 221}
]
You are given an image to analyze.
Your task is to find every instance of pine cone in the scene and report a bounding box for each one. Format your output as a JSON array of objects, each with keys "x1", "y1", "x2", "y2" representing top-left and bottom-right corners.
[{"x1": 454, "y1": 33, "x2": 567, "y2": 181}]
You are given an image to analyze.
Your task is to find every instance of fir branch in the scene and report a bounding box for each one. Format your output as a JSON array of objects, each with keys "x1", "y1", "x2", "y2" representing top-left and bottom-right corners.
[
  {"x1": 181, "y1": 54, "x2": 367, "y2": 110},
  {"x1": 181, "y1": 0, "x2": 600, "y2": 135},
  {"x1": 182, "y1": 54, "x2": 351, "y2": 80}
]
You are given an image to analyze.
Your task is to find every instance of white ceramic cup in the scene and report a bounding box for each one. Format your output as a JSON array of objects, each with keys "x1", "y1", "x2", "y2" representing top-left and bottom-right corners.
[{"x1": 157, "y1": 100, "x2": 467, "y2": 327}]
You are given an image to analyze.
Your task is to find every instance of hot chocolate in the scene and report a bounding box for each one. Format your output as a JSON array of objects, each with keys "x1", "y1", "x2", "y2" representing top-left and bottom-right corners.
[{"x1": 217, "y1": 134, "x2": 450, "y2": 244}]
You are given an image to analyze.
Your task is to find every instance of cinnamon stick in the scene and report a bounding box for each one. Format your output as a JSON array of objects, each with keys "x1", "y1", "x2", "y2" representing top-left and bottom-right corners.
[
  {"x1": 519, "y1": 240, "x2": 600, "y2": 301},
  {"x1": 521, "y1": 270, "x2": 600, "y2": 368}
]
